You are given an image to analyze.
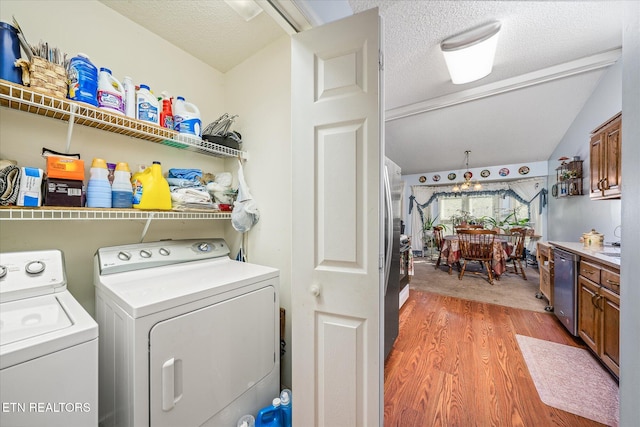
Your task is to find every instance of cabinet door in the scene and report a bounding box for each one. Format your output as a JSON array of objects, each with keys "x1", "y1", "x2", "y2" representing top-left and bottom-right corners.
[
  {"x1": 577, "y1": 276, "x2": 599, "y2": 353},
  {"x1": 589, "y1": 132, "x2": 605, "y2": 197},
  {"x1": 603, "y1": 118, "x2": 621, "y2": 197},
  {"x1": 599, "y1": 286, "x2": 620, "y2": 378}
]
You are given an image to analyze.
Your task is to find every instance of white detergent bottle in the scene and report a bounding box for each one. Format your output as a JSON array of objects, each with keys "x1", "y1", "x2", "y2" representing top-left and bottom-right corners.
[
  {"x1": 174, "y1": 96, "x2": 201, "y2": 140},
  {"x1": 122, "y1": 76, "x2": 136, "y2": 118},
  {"x1": 136, "y1": 84, "x2": 160, "y2": 125},
  {"x1": 97, "y1": 68, "x2": 125, "y2": 114}
]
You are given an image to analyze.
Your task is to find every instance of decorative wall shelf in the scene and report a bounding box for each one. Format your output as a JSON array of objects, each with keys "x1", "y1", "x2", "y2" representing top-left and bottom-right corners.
[{"x1": 0, "y1": 80, "x2": 247, "y2": 160}]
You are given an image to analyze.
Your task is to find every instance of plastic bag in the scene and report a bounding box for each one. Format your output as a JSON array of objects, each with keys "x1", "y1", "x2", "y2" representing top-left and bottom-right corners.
[{"x1": 231, "y1": 160, "x2": 259, "y2": 232}]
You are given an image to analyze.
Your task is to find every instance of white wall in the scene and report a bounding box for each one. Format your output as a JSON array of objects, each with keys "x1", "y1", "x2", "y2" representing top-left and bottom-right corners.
[
  {"x1": 620, "y1": 1, "x2": 640, "y2": 424},
  {"x1": 225, "y1": 36, "x2": 293, "y2": 389},
  {"x1": 547, "y1": 59, "x2": 622, "y2": 243}
]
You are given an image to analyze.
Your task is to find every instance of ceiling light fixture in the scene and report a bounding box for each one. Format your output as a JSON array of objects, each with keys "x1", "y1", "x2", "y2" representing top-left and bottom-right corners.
[
  {"x1": 441, "y1": 21, "x2": 501, "y2": 85},
  {"x1": 453, "y1": 150, "x2": 482, "y2": 193},
  {"x1": 224, "y1": 0, "x2": 263, "y2": 22}
]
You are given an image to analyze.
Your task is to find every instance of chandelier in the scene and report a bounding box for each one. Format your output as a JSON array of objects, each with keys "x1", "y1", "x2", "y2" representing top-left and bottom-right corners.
[{"x1": 453, "y1": 150, "x2": 482, "y2": 192}]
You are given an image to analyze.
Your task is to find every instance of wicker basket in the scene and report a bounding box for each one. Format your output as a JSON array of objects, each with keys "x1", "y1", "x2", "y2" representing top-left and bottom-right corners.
[{"x1": 29, "y1": 57, "x2": 67, "y2": 99}]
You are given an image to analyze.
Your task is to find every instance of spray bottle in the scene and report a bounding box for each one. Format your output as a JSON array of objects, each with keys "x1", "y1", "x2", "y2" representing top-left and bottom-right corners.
[{"x1": 159, "y1": 91, "x2": 174, "y2": 130}]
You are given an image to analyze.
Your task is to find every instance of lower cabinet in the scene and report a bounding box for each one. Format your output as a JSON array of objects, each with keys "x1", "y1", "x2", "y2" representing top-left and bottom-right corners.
[{"x1": 577, "y1": 260, "x2": 620, "y2": 378}]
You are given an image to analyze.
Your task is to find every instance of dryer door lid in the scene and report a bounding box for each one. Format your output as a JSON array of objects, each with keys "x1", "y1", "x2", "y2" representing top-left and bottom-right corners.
[{"x1": 0, "y1": 294, "x2": 72, "y2": 346}]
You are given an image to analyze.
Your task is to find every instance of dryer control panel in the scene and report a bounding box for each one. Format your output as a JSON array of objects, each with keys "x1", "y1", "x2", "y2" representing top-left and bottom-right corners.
[{"x1": 97, "y1": 239, "x2": 230, "y2": 275}]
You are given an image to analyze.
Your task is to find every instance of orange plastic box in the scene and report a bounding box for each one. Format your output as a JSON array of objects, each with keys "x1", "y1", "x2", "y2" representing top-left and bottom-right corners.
[{"x1": 46, "y1": 157, "x2": 85, "y2": 181}]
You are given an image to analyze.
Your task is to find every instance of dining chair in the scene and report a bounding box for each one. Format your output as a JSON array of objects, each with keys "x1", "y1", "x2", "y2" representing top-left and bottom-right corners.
[
  {"x1": 457, "y1": 229, "x2": 497, "y2": 284},
  {"x1": 454, "y1": 224, "x2": 483, "y2": 233},
  {"x1": 505, "y1": 230, "x2": 527, "y2": 280},
  {"x1": 433, "y1": 226, "x2": 445, "y2": 269}
]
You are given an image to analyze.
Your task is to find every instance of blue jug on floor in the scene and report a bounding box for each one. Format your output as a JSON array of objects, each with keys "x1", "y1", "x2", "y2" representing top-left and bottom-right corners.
[{"x1": 255, "y1": 398, "x2": 282, "y2": 427}]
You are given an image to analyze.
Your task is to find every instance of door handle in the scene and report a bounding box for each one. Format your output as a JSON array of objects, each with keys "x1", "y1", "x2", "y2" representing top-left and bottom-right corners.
[
  {"x1": 310, "y1": 284, "x2": 321, "y2": 297},
  {"x1": 162, "y1": 357, "x2": 183, "y2": 411}
]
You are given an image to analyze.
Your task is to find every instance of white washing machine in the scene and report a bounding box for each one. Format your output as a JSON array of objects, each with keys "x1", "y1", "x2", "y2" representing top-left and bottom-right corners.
[
  {"x1": 94, "y1": 238, "x2": 280, "y2": 427},
  {"x1": 0, "y1": 250, "x2": 98, "y2": 427}
]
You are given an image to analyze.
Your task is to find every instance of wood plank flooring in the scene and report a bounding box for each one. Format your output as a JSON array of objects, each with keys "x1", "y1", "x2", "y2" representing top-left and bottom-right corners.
[{"x1": 384, "y1": 290, "x2": 609, "y2": 426}]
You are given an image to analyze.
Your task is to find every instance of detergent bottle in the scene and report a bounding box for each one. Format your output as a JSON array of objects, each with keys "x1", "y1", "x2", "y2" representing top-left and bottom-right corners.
[
  {"x1": 97, "y1": 68, "x2": 125, "y2": 114},
  {"x1": 159, "y1": 92, "x2": 174, "y2": 129},
  {"x1": 122, "y1": 76, "x2": 136, "y2": 118},
  {"x1": 255, "y1": 398, "x2": 282, "y2": 427},
  {"x1": 174, "y1": 96, "x2": 201, "y2": 140},
  {"x1": 67, "y1": 53, "x2": 98, "y2": 106},
  {"x1": 111, "y1": 162, "x2": 133, "y2": 208},
  {"x1": 279, "y1": 389, "x2": 292, "y2": 427},
  {"x1": 132, "y1": 161, "x2": 171, "y2": 210},
  {"x1": 136, "y1": 84, "x2": 160, "y2": 125},
  {"x1": 86, "y1": 158, "x2": 112, "y2": 208}
]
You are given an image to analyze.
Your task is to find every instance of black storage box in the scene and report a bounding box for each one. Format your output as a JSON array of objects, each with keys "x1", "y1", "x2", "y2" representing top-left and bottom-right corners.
[{"x1": 44, "y1": 178, "x2": 85, "y2": 207}]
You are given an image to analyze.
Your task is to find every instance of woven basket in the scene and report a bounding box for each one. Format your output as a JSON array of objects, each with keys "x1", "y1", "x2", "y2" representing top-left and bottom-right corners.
[{"x1": 29, "y1": 57, "x2": 67, "y2": 99}]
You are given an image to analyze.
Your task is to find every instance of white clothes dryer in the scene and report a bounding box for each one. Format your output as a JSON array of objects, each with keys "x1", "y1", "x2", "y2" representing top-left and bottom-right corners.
[
  {"x1": 94, "y1": 238, "x2": 280, "y2": 427},
  {"x1": 0, "y1": 250, "x2": 98, "y2": 427}
]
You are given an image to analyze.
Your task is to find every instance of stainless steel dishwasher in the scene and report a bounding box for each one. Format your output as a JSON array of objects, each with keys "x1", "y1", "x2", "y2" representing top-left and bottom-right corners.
[{"x1": 553, "y1": 248, "x2": 579, "y2": 336}]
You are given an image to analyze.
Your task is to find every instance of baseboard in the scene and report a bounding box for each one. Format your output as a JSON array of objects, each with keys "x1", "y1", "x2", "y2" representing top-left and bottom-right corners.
[{"x1": 399, "y1": 284, "x2": 410, "y2": 308}]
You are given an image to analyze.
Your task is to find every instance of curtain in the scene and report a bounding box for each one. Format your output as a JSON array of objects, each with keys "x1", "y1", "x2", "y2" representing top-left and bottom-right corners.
[{"x1": 509, "y1": 177, "x2": 547, "y2": 236}]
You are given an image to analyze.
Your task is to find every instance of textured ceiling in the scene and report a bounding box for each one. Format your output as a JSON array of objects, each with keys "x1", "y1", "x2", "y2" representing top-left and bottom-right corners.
[
  {"x1": 99, "y1": 0, "x2": 286, "y2": 73},
  {"x1": 99, "y1": 0, "x2": 625, "y2": 175}
]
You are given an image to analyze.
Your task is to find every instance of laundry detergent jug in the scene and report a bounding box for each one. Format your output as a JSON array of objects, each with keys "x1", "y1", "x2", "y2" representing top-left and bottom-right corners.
[
  {"x1": 174, "y1": 96, "x2": 201, "y2": 139},
  {"x1": 0, "y1": 22, "x2": 22, "y2": 84},
  {"x1": 97, "y1": 68, "x2": 125, "y2": 114},
  {"x1": 132, "y1": 161, "x2": 171, "y2": 210},
  {"x1": 67, "y1": 53, "x2": 98, "y2": 106}
]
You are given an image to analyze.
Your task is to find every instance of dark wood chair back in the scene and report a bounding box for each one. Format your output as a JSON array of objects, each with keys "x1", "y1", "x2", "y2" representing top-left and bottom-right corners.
[{"x1": 457, "y1": 229, "x2": 497, "y2": 284}]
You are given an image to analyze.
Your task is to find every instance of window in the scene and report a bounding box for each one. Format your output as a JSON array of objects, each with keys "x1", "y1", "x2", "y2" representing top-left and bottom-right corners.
[{"x1": 437, "y1": 193, "x2": 528, "y2": 228}]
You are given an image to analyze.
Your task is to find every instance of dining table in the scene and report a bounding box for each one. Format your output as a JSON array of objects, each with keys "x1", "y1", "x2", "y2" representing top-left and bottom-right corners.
[{"x1": 439, "y1": 234, "x2": 513, "y2": 277}]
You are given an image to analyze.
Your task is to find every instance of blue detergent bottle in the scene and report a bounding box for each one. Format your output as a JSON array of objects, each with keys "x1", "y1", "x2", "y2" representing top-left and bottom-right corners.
[
  {"x1": 255, "y1": 398, "x2": 282, "y2": 427},
  {"x1": 67, "y1": 53, "x2": 98, "y2": 106},
  {"x1": 279, "y1": 389, "x2": 292, "y2": 427}
]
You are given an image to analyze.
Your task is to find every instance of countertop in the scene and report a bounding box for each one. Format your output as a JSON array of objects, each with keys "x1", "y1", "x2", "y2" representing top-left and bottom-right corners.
[{"x1": 549, "y1": 241, "x2": 621, "y2": 269}]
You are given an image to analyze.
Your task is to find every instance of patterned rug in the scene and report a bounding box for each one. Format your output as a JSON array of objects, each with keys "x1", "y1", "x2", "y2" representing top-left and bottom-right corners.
[{"x1": 516, "y1": 334, "x2": 619, "y2": 426}]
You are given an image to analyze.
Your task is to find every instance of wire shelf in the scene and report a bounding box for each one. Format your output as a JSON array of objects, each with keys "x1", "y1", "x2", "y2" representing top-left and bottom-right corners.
[
  {"x1": 0, "y1": 207, "x2": 231, "y2": 221},
  {"x1": 0, "y1": 80, "x2": 247, "y2": 159}
]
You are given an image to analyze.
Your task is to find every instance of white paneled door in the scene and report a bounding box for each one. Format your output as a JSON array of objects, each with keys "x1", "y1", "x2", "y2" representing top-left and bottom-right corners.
[{"x1": 291, "y1": 8, "x2": 382, "y2": 427}]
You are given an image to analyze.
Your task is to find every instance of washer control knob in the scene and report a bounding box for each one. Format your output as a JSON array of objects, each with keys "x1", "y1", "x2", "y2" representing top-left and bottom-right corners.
[
  {"x1": 140, "y1": 249, "x2": 152, "y2": 258},
  {"x1": 0, "y1": 265, "x2": 7, "y2": 279},
  {"x1": 118, "y1": 251, "x2": 132, "y2": 261},
  {"x1": 197, "y1": 242, "x2": 211, "y2": 252},
  {"x1": 159, "y1": 247, "x2": 171, "y2": 256},
  {"x1": 25, "y1": 260, "x2": 45, "y2": 275}
]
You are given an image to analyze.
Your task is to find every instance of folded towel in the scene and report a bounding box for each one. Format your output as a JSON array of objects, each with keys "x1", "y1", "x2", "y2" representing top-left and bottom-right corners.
[
  {"x1": 170, "y1": 187, "x2": 212, "y2": 205},
  {"x1": 168, "y1": 168, "x2": 202, "y2": 181},
  {"x1": 167, "y1": 177, "x2": 205, "y2": 189},
  {"x1": 0, "y1": 164, "x2": 21, "y2": 206}
]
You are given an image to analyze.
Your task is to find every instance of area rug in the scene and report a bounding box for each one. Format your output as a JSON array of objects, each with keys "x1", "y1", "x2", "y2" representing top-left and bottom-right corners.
[
  {"x1": 516, "y1": 334, "x2": 619, "y2": 426},
  {"x1": 410, "y1": 257, "x2": 548, "y2": 312}
]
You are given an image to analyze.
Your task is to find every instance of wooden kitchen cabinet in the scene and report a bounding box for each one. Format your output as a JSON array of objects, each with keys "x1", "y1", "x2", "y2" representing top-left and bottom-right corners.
[
  {"x1": 590, "y1": 112, "x2": 621, "y2": 200},
  {"x1": 536, "y1": 242, "x2": 554, "y2": 311},
  {"x1": 577, "y1": 258, "x2": 620, "y2": 378}
]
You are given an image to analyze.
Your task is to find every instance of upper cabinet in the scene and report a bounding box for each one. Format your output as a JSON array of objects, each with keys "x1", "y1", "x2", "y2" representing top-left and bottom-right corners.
[{"x1": 590, "y1": 112, "x2": 621, "y2": 200}]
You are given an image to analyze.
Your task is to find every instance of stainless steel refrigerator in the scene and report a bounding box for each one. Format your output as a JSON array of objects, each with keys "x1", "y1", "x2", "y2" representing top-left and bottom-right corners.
[{"x1": 384, "y1": 157, "x2": 402, "y2": 359}]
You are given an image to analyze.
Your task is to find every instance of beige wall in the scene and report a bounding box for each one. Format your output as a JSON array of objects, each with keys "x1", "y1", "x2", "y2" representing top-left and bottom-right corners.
[
  {"x1": 224, "y1": 35, "x2": 293, "y2": 388},
  {"x1": 0, "y1": 0, "x2": 293, "y2": 386}
]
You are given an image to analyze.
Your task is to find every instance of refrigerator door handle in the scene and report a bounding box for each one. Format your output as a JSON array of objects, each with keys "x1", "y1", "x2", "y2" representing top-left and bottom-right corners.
[{"x1": 383, "y1": 165, "x2": 392, "y2": 294}]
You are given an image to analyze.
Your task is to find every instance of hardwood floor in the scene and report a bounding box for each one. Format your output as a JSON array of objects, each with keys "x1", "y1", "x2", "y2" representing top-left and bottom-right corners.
[{"x1": 384, "y1": 290, "x2": 609, "y2": 426}]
